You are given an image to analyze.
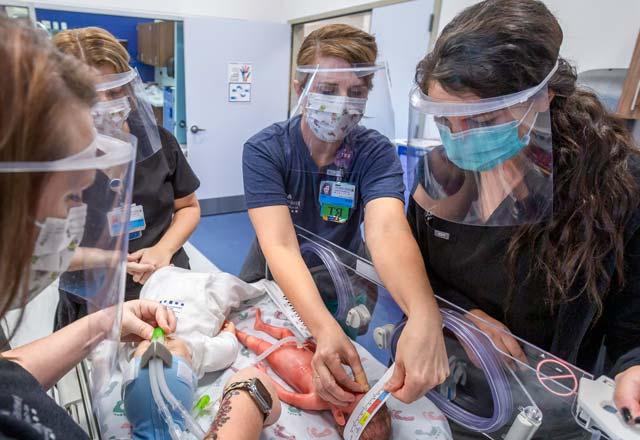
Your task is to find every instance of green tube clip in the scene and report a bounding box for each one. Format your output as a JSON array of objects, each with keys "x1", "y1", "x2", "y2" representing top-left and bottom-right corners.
[
  {"x1": 193, "y1": 394, "x2": 211, "y2": 416},
  {"x1": 152, "y1": 327, "x2": 165, "y2": 342}
]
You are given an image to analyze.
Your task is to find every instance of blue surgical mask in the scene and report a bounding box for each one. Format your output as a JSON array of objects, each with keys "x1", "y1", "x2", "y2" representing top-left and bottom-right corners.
[{"x1": 437, "y1": 103, "x2": 536, "y2": 172}]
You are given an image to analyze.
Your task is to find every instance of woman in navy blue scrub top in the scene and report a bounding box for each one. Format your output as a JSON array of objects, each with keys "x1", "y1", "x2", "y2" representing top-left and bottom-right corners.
[{"x1": 241, "y1": 24, "x2": 450, "y2": 409}]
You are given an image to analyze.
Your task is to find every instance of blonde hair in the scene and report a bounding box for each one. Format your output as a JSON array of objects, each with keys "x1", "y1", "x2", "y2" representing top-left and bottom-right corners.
[
  {"x1": 297, "y1": 23, "x2": 377, "y2": 67},
  {"x1": 53, "y1": 26, "x2": 130, "y2": 73}
]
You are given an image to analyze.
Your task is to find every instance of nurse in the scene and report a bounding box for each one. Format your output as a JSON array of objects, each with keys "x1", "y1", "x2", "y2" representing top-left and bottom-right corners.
[
  {"x1": 406, "y1": 0, "x2": 640, "y2": 433},
  {"x1": 241, "y1": 23, "x2": 449, "y2": 407},
  {"x1": 52, "y1": 27, "x2": 201, "y2": 328},
  {"x1": 0, "y1": 16, "x2": 177, "y2": 438},
  {"x1": 0, "y1": 18, "x2": 280, "y2": 440}
]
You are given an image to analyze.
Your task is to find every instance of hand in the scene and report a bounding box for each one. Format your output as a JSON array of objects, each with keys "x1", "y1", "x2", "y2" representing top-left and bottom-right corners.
[
  {"x1": 225, "y1": 367, "x2": 282, "y2": 426},
  {"x1": 385, "y1": 313, "x2": 449, "y2": 403},
  {"x1": 127, "y1": 244, "x2": 174, "y2": 285},
  {"x1": 311, "y1": 322, "x2": 368, "y2": 408},
  {"x1": 120, "y1": 299, "x2": 177, "y2": 343},
  {"x1": 614, "y1": 366, "x2": 640, "y2": 424},
  {"x1": 222, "y1": 321, "x2": 236, "y2": 334},
  {"x1": 466, "y1": 309, "x2": 527, "y2": 365}
]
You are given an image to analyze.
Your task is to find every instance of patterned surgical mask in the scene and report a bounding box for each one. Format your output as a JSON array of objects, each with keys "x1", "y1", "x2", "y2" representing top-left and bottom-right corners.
[{"x1": 305, "y1": 93, "x2": 367, "y2": 142}]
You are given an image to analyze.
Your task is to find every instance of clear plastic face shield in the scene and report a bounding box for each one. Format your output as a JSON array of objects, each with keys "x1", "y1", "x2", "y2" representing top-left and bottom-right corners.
[
  {"x1": 292, "y1": 62, "x2": 395, "y2": 146},
  {"x1": 0, "y1": 126, "x2": 136, "y2": 417},
  {"x1": 286, "y1": 232, "x2": 624, "y2": 439},
  {"x1": 93, "y1": 68, "x2": 162, "y2": 162},
  {"x1": 281, "y1": 62, "x2": 397, "y2": 251},
  {"x1": 407, "y1": 62, "x2": 558, "y2": 226}
]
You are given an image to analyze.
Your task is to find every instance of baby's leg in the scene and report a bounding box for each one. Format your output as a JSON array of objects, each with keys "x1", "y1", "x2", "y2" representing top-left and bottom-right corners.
[
  {"x1": 254, "y1": 308, "x2": 295, "y2": 340},
  {"x1": 236, "y1": 328, "x2": 273, "y2": 356}
]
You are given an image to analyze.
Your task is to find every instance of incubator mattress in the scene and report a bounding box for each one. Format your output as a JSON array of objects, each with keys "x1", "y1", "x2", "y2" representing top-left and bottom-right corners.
[{"x1": 97, "y1": 294, "x2": 452, "y2": 439}]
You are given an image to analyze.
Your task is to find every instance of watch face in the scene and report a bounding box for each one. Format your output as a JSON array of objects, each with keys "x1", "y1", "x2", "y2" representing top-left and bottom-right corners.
[{"x1": 251, "y1": 378, "x2": 273, "y2": 409}]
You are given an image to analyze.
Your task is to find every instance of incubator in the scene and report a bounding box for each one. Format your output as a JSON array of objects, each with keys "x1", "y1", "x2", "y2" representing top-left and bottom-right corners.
[{"x1": 291, "y1": 225, "x2": 640, "y2": 440}]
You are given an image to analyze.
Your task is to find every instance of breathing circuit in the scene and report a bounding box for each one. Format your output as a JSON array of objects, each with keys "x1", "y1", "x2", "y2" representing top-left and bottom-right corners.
[{"x1": 141, "y1": 328, "x2": 206, "y2": 440}]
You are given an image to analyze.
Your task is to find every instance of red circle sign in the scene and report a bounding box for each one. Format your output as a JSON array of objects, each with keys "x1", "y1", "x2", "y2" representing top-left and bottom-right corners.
[{"x1": 535, "y1": 359, "x2": 578, "y2": 397}]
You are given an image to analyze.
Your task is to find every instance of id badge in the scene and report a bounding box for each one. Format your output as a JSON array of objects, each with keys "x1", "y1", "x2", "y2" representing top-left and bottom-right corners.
[
  {"x1": 319, "y1": 181, "x2": 356, "y2": 223},
  {"x1": 321, "y1": 204, "x2": 350, "y2": 223},
  {"x1": 107, "y1": 204, "x2": 146, "y2": 238}
]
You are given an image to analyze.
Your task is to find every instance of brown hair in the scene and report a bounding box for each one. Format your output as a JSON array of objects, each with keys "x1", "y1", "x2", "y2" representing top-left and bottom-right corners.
[
  {"x1": 416, "y1": 0, "x2": 639, "y2": 319},
  {"x1": 297, "y1": 23, "x2": 377, "y2": 67},
  {"x1": 53, "y1": 26, "x2": 130, "y2": 73},
  {"x1": 0, "y1": 17, "x2": 95, "y2": 318}
]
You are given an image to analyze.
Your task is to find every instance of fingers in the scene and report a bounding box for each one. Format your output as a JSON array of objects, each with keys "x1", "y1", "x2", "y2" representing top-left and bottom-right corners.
[
  {"x1": 312, "y1": 361, "x2": 355, "y2": 407},
  {"x1": 126, "y1": 262, "x2": 155, "y2": 275},
  {"x1": 501, "y1": 333, "x2": 528, "y2": 364},
  {"x1": 614, "y1": 367, "x2": 640, "y2": 423},
  {"x1": 138, "y1": 269, "x2": 153, "y2": 285},
  {"x1": 223, "y1": 322, "x2": 236, "y2": 333},
  {"x1": 326, "y1": 354, "x2": 364, "y2": 394},
  {"x1": 384, "y1": 361, "x2": 405, "y2": 392},
  {"x1": 344, "y1": 348, "x2": 369, "y2": 392},
  {"x1": 467, "y1": 311, "x2": 525, "y2": 366},
  {"x1": 138, "y1": 299, "x2": 176, "y2": 334},
  {"x1": 128, "y1": 249, "x2": 145, "y2": 261}
]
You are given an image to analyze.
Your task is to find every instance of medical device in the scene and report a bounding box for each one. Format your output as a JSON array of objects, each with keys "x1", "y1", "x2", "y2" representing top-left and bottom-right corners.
[
  {"x1": 294, "y1": 225, "x2": 638, "y2": 440},
  {"x1": 140, "y1": 328, "x2": 206, "y2": 440}
]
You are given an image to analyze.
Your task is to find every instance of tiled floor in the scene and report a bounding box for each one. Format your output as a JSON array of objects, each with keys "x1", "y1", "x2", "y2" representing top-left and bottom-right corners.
[{"x1": 189, "y1": 212, "x2": 255, "y2": 276}]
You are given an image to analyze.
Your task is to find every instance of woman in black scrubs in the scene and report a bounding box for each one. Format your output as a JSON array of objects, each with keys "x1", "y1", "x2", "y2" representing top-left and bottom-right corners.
[
  {"x1": 0, "y1": 17, "x2": 177, "y2": 438},
  {"x1": 52, "y1": 27, "x2": 201, "y2": 327},
  {"x1": 406, "y1": 0, "x2": 640, "y2": 434}
]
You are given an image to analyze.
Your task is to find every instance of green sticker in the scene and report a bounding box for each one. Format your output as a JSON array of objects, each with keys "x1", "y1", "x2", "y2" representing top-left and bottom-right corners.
[{"x1": 321, "y1": 204, "x2": 350, "y2": 223}]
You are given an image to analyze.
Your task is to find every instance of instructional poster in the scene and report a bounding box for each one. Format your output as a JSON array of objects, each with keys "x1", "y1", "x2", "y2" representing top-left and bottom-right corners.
[
  {"x1": 228, "y1": 83, "x2": 251, "y2": 102},
  {"x1": 228, "y1": 62, "x2": 253, "y2": 102},
  {"x1": 227, "y1": 63, "x2": 253, "y2": 83}
]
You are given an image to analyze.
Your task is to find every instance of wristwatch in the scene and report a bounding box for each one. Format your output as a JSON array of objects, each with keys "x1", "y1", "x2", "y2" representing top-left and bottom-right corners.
[{"x1": 222, "y1": 378, "x2": 273, "y2": 421}]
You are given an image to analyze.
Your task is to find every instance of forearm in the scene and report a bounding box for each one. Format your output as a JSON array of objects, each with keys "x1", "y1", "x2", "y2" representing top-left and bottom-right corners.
[
  {"x1": 1, "y1": 311, "x2": 107, "y2": 389},
  {"x1": 156, "y1": 204, "x2": 200, "y2": 254},
  {"x1": 366, "y1": 218, "x2": 439, "y2": 318},
  {"x1": 262, "y1": 242, "x2": 337, "y2": 335},
  {"x1": 205, "y1": 390, "x2": 263, "y2": 440},
  {"x1": 68, "y1": 247, "x2": 119, "y2": 271}
]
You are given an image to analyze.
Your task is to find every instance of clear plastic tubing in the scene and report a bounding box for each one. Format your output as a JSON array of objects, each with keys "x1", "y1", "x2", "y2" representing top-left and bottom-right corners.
[
  {"x1": 153, "y1": 359, "x2": 206, "y2": 439},
  {"x1": 392, "y1": 309, "x2": 513, "y2": 433},
  {"x1": 300, "y1": 241, "x2": 354, "y2": 322}
]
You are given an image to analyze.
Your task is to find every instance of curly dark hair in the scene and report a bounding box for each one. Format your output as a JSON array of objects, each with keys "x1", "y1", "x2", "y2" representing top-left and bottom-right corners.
[{"x1": 415, "y1": 0, "x2": 639, "y2": 318}]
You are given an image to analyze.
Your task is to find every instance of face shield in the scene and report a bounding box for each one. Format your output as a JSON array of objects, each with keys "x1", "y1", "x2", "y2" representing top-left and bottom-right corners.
[
  {"x1": 0, "y1": 128, "x2": 136, "y2": 417},
  {"x1": 93, "y1": 69, "x2": 162, "y2": 162},
  {"x1": 277, "y1": 62, "x2": 398, "y2": 252},
  {"x1": 407, "y1": 62, "x2": 558, "y2": 226},
  {"x1": 292, "y1": 62, "x2": 395, "y2": 145}
]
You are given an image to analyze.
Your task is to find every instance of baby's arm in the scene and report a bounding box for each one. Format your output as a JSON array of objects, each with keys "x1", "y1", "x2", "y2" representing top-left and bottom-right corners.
[{"x1": 201, "y1": 323, "x2": 240, "y2": 373}]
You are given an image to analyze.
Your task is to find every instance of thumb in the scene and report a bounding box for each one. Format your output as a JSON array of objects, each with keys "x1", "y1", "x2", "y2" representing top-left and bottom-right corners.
[
  {"x1": 385, "y1": 362, "x2": 405, "y2": 392},
  {"x1": 131, "y1": 318, "x2": 154, "y2": 340}
]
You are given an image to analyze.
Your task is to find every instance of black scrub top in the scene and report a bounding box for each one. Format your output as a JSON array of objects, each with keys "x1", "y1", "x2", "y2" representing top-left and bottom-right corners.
[
  {"x1": 0, "y1": 359, "x2": 89, "y2": 439},
  {"x1": 124, "y1": 126, "x2": 200, "y2": 300},
  {"x1": 55, "y1": 126, "x2": 200, "y2": 329},
  {"x1": 408, "y1": 155, "x2": 556, "y2": 350}
]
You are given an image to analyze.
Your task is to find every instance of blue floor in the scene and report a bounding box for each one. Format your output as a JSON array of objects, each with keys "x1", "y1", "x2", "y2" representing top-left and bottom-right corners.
[
  {"x1": 190, "y1": 212, "x2": 255, "y2": 275},
  {"x1": 191, "y1": 211, "x2": 401, "y2": 365}
]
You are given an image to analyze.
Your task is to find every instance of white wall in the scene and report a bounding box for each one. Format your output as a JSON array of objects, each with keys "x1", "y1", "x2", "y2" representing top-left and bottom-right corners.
[
  {"x1": 371, "y1": 0, "x2": 435, "y2": 139},
  {"x1": 25, "y1": 0, "x2": 406, "y2": 22},
  {"x1": 438, "y1": 0, "x2": 640, "y2": 73},
  {"x1": 24, "y1": 0, "x2": 288, "y2": 21},
  {"x1": 281, "y1": 0, "x2": 392, "y2": 21}
]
